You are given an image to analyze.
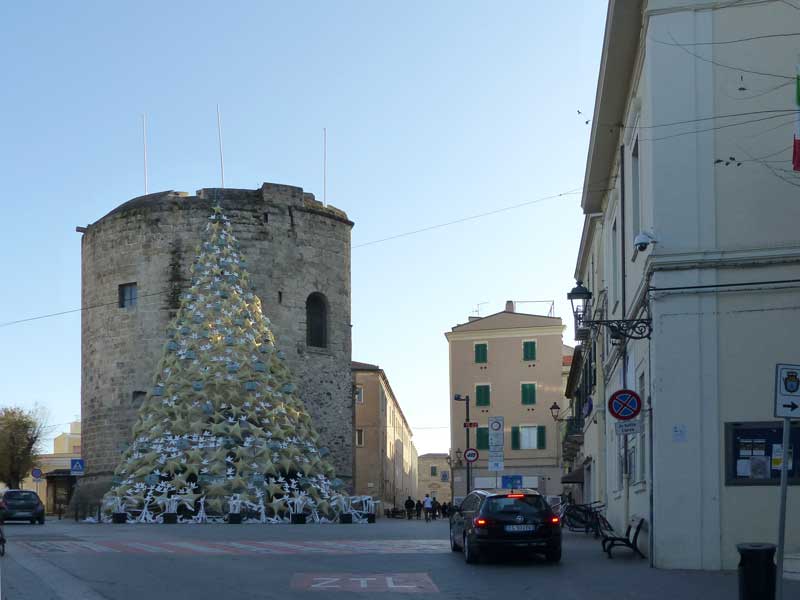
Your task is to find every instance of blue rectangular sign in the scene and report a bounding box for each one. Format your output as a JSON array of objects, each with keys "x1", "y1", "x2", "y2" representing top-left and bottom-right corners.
[
  {"x1": 501, "y1": 475, "x2": 523, "y2": 489},
  {"x1": 70, "y1": 458, "x2": 85, "y2": 476}
]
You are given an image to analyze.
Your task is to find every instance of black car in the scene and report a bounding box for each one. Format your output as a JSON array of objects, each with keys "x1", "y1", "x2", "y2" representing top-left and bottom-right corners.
[
  {"x1": 449, "y1": 489, "x2": 561, "y2": 563},
  {"x1": 0, "y1": 489, "x2": 46, "y2": 524}
]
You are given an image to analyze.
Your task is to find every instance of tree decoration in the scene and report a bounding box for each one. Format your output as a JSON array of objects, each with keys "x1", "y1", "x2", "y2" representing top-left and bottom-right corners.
[{"x1": 103, "y1": 205, "x2": 361, "y2": 523}]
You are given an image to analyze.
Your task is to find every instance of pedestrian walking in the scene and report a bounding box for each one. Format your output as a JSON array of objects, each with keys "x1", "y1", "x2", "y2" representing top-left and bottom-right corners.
[
  {"x1": 423, "y1": 494, "x2": 433, "y2": 522},
  {"x1": 431, "y1": 498, "x2": 440, "y2": 520},
  {"x1": 415, "y1": 499, "x2": 422, "y2": 520},
  {"x1": 404, "y1": 496, "x2": 415, "y2": 520}
]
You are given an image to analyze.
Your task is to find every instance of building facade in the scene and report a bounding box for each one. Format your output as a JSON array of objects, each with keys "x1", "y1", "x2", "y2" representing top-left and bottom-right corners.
[
  {"x1": 568, "y1": 0, "x2": 800, "y2": 569},
  {"x1": 352, "y1": 362, "x2": 418, "y2": 510},
  {"x1": 417, "y1": 453, "x2": 452, "y2": 503},
  {"x1": 15, "y1": 422, "x2": 82, "y2": 513},
  {"x1": 79, "y1": 184, "x2": 354, "y2": 489},
  {"x1": 446, "y1": 301, "x2": 566, "y2": 498}
]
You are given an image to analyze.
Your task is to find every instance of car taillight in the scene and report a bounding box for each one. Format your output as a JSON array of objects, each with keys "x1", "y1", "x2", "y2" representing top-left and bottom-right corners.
[
  {"x1": 550, "y1": 516, "x2": 560, "y2": 524},
  {"x1": 473, "y1": 517, "x2": 490, "y2": 528},
  {"x1": 507, "y1": 494, "x2": 524, "y2": 498}
]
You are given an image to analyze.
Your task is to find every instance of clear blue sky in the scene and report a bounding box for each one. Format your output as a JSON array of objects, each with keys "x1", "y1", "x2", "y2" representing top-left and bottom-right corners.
[{"x1": 0, "y1": 1, "x2": 606, "y2": 454}]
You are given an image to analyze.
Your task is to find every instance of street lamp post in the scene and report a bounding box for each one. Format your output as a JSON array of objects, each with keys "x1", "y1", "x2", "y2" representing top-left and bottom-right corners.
[
  {"x1": 454, "y1": 394, "x2": 471, "y2": 494},
  {"x1": 550, "y1": 403, "x2": 566, "y2": 483}
]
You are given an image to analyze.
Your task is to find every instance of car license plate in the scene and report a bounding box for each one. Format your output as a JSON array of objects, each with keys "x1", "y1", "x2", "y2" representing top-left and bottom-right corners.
[
  {"x1": 505, "y1": 524, "x2": 535, "y2": 532},
  {"x1": 15, "y1": 511, "x2": 32, "y2": 518}
]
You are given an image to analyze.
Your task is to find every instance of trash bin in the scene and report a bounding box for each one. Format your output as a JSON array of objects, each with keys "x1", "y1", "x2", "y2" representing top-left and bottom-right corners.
[{"x1": 737, "y1": 543, "x2": 776, "y2": 600}]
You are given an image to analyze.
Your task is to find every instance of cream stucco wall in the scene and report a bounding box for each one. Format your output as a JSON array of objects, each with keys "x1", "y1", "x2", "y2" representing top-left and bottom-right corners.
[{"x1": 417, "y1": 454, "x2": 451, "y2": 503}]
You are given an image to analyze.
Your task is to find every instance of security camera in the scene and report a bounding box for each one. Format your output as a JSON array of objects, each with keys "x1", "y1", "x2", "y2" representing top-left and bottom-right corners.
[
  {"x1": 632, "y1": 231, "x2": 657, "y2": 261},
  {"x1": 634, "y1": 232, "x2": 657, "y2": 252}
]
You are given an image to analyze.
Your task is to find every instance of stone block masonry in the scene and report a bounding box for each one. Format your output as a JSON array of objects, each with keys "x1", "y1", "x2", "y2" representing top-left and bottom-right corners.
[{"x1": 80, "y1": 183, "x2": 354, "y2": 489}]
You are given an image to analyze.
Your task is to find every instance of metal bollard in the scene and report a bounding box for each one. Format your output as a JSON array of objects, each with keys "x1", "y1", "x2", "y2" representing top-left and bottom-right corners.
[{"x1": 737, "y1": 543, "x2": 776, "y2": 600}]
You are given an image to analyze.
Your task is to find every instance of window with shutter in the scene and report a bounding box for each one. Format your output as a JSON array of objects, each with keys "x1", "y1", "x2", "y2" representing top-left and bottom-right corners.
[
  {"x1": 523, "y1": 340, "x2": 537, "y2": 361},
  {"x1": 476, "y1": 385, "x2": 491, "y2": 406},
  {"x1": 521, "y1": 383, "x2": 536, "y2": 405},
  {"x1": 476, "y1": 427, "x2": 489, "y2": 449},
  {"x1": 474, "y1": 343, "x2": 488, "y2": 364},
  {"x1": 537, "y1": 425, "x2": 546, "y2": 449},
  {"x1": 511, "y1": 426, "x2": 520, "y2": 450}
]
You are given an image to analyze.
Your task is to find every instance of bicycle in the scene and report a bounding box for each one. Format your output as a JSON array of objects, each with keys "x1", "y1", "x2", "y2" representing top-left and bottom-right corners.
[{"x1": 561, "y1": 501, "x2": 607, "y2": 537}]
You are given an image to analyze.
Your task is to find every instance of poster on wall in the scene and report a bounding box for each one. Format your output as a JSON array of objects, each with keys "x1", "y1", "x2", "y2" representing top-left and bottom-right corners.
[{"x1": 725, "y1": 421, "x2": 800, "y2": 486}]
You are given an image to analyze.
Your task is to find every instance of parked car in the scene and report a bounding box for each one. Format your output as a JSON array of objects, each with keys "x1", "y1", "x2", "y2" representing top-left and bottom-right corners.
[
  {"x1": 0, "y1": 489, "x2": 45, "y2": 524},
  {"x1": 449, "y1": 488, "x2": 561, "y2": 563}
]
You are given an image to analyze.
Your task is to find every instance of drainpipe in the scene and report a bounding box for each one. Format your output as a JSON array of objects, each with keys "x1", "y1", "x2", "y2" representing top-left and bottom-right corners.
[{"x1": 620, "y1": 144, "x2": 630, "y2": 527}]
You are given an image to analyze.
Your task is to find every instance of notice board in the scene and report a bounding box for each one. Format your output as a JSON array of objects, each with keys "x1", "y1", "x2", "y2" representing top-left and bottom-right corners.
[{"x1": 725, "y1": 421, "x2": 799, "y2": 486}]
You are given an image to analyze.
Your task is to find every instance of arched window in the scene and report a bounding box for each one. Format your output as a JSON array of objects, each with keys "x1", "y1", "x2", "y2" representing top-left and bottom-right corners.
[{"x1": 306, "y1": 292, "x2": 328, "y2": 348}]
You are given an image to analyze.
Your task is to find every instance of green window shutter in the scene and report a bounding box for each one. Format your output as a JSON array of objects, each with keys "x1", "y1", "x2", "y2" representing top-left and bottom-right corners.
[
  {"x1": 475, "y1": 343, "x2": 487, "y2": 364},
  {"x1": 537, "y1": 425, "x2": 546, "y2": 449},
  {"x1": 523, "y1": 341, "x2": 536, "y2": 361},
  {"x1": 476, "y1": 385, "x2": 490, "y2": 406},
  {"x1": 476, "y1": 427, "x2": 489, "y2": 450},
  {"x1": 521, "y1": 383, "x2": 536, "y2": 405},
  {"x1": 511, "y1": 426, "x2": 521, "y2": 450}
]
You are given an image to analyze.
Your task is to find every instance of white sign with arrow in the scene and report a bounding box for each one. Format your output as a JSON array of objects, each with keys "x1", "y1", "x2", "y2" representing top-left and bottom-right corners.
[{"x1": 775, "y1": 363, "x2": 800, "y2": 419}]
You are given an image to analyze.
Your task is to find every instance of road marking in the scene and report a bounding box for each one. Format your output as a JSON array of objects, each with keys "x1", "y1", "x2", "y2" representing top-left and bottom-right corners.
[
  {"x1": 126, "y1": 542, "x2": 175, "y2": 553},
  {"x1": 19, "y1": 538, "x2": 450, "y2": 555},
  {"x1": 165, "y1": 541, "x2": 232, "y2": 554},
  {"x1": 291, "y1": 573, "x2": 439, "y2": 593}
]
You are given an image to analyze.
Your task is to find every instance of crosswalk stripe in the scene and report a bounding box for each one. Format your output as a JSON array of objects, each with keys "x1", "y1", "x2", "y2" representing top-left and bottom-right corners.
[
  {"x1": 219, "y1": 542, "x2": 280, "y2": 554},
  {"x1": 72, "y1": 542, "x2": 120, "y2": 553},
  {"x1": 165, "y1": 542, "x2": 232, "y2": 554},
  {"x1": 127, "y1": 543, "x2": 175, "y2": 553}
]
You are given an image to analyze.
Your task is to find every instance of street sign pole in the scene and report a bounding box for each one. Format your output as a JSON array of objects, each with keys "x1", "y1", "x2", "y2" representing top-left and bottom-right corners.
[
  {"x1": 776, "y1": 417, "x2": 790, "y2": 600},
  {"x1": 773, "y1": 363, "x2": 799, "y2": 600},
  {"x1": 465, "y1": 396, "x2": 471, "y2": 494}
]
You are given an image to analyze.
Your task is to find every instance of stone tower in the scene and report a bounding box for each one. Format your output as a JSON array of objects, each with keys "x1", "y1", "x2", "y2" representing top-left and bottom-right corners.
[{"x1": 80, "y1": 183, "x2": 353, "y2": 490}]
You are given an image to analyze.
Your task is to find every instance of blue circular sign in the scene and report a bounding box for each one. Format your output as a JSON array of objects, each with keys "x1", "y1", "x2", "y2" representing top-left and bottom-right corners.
[
  {"x1": 608, "y1": 389, "x2": 642, "y2": 421},
  {"x1": 31, "y1": 467, "x2": 42, "y2": 479}
]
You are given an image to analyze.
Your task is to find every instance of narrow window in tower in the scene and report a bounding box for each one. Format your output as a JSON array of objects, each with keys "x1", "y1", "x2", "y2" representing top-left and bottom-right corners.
[
  {"x1": 118, "y1": 283, "x2": 138, "y2": 309},
  {"x1": 306, "y1": 292, "x2": 328, "y2": 348},
  {"x1": 278, "y1": 291, "x2": 283, "y2": 304},
  {"x1": 263, "y1": 212, "x2": 269, "y2": 224}
]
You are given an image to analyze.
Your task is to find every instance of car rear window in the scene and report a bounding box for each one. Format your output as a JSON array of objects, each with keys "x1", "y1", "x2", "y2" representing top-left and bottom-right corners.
[
  {"x1": 5, "y1": 491, "x2": 38, "y2": 501},
  {"x1": 484, "y1": 495, "x2": 549, "y2": 517}
]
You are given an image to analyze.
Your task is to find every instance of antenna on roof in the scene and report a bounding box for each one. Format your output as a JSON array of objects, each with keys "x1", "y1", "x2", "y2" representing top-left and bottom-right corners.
[
  {"x1": 516, "y1": 300, "x2": 556, "y2": 317},
  {"x1": 472, "y1": 301, "x2": 489, "y2": 317},
  {"x1": 323, "y1": 127, "x2": 327, "y2": 206},
  {"x1": 216, "y1": 104, "x2": 225, "y2": 189},
  {"x1": 142, "y1": 113, "x2": 148, "y2": 195}
]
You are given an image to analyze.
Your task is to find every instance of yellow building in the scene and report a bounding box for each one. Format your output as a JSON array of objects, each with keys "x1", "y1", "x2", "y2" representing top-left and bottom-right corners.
[
  {"x1": 352, "y1": 361, "x2": 418, "y2": 511},
  {"x1": 417, "y1": 453, "x2": 451, "y2": 503},
  {"x1": 18, "y1": 421, "x2": 82, "y2": 513},
  {"x1": 445, "y1": 301, "x2": 566, "y2": 497}
]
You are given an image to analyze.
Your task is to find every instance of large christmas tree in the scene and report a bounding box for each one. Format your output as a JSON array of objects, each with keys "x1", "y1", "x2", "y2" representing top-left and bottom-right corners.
[{"x1": 104, "y1": 205, "x2": 350, "y2": 522}]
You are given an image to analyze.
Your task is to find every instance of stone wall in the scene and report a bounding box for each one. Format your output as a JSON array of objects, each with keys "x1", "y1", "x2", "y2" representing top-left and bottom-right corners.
[{"x1": 80, "y1": 183, "x2": 354, "y2": 489}]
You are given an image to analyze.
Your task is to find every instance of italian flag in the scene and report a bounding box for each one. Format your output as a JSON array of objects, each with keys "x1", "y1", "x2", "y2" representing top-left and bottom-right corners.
[{"x1": 794, "y1": 63, "x2": 800, "y2": 171}]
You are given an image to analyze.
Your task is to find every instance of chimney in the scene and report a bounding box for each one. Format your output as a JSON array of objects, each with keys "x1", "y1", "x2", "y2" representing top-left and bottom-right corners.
[{"x1": 505, "y1": 300, "x2": 515, "y2": 313}]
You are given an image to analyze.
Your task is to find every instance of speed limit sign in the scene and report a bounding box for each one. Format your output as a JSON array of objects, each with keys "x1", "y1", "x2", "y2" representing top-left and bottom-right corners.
[{"x1": 464, "y1": 448, "x2": 479, "y2": 463}]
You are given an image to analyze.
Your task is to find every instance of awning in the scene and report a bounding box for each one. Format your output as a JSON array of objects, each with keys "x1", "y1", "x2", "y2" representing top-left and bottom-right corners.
[{"x1": 561, "y1": 467, "x2": 585, "y2": 484}]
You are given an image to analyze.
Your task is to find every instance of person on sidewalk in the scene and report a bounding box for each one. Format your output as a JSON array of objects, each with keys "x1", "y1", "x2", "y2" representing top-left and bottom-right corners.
[
  {"x1": 423, "y1": 494, "x2": 433, "y2": 522},
  {"x1": 431, "y1": 498, "x2": 440, "y2": 520},
  {"x1": 404, "y1": 496, "x2": 415, "y2": 520},
  {"x1": 415, "y1": 499, "x2": 423, "y2": 520}
]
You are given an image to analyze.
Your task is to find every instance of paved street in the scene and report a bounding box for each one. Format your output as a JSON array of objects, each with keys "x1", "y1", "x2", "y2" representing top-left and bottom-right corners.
[{"x1": 2, "y1": 518, "x2": 797, "y2": 599}]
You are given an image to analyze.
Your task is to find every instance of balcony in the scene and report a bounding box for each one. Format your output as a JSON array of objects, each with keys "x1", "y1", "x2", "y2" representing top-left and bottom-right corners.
[{"x1": 561, "y1": 416, "x2": 585, "y2": 463}]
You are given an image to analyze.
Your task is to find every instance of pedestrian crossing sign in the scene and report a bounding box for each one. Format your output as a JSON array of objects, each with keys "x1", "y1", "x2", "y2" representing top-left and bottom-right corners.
[{"x1": 70, "y1": 458, "x2": 85, "y2": 476}]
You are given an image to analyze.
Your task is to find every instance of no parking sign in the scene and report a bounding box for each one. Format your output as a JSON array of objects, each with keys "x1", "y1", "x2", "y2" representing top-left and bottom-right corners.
[{"x1": 608, "y1": 389, "x2": 642, "y2": 421}]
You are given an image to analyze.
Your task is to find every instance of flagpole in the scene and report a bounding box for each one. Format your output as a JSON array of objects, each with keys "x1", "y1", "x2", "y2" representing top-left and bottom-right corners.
[
  {"x1": 217, "y1": 104, "x2": 225, "y2": 189},
  {"x1": 323, "y1": 127, "x2": 327, "y2": 206},
  {"x1": 142, "y1": 114, "x2": 148, "y2": 195}
]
